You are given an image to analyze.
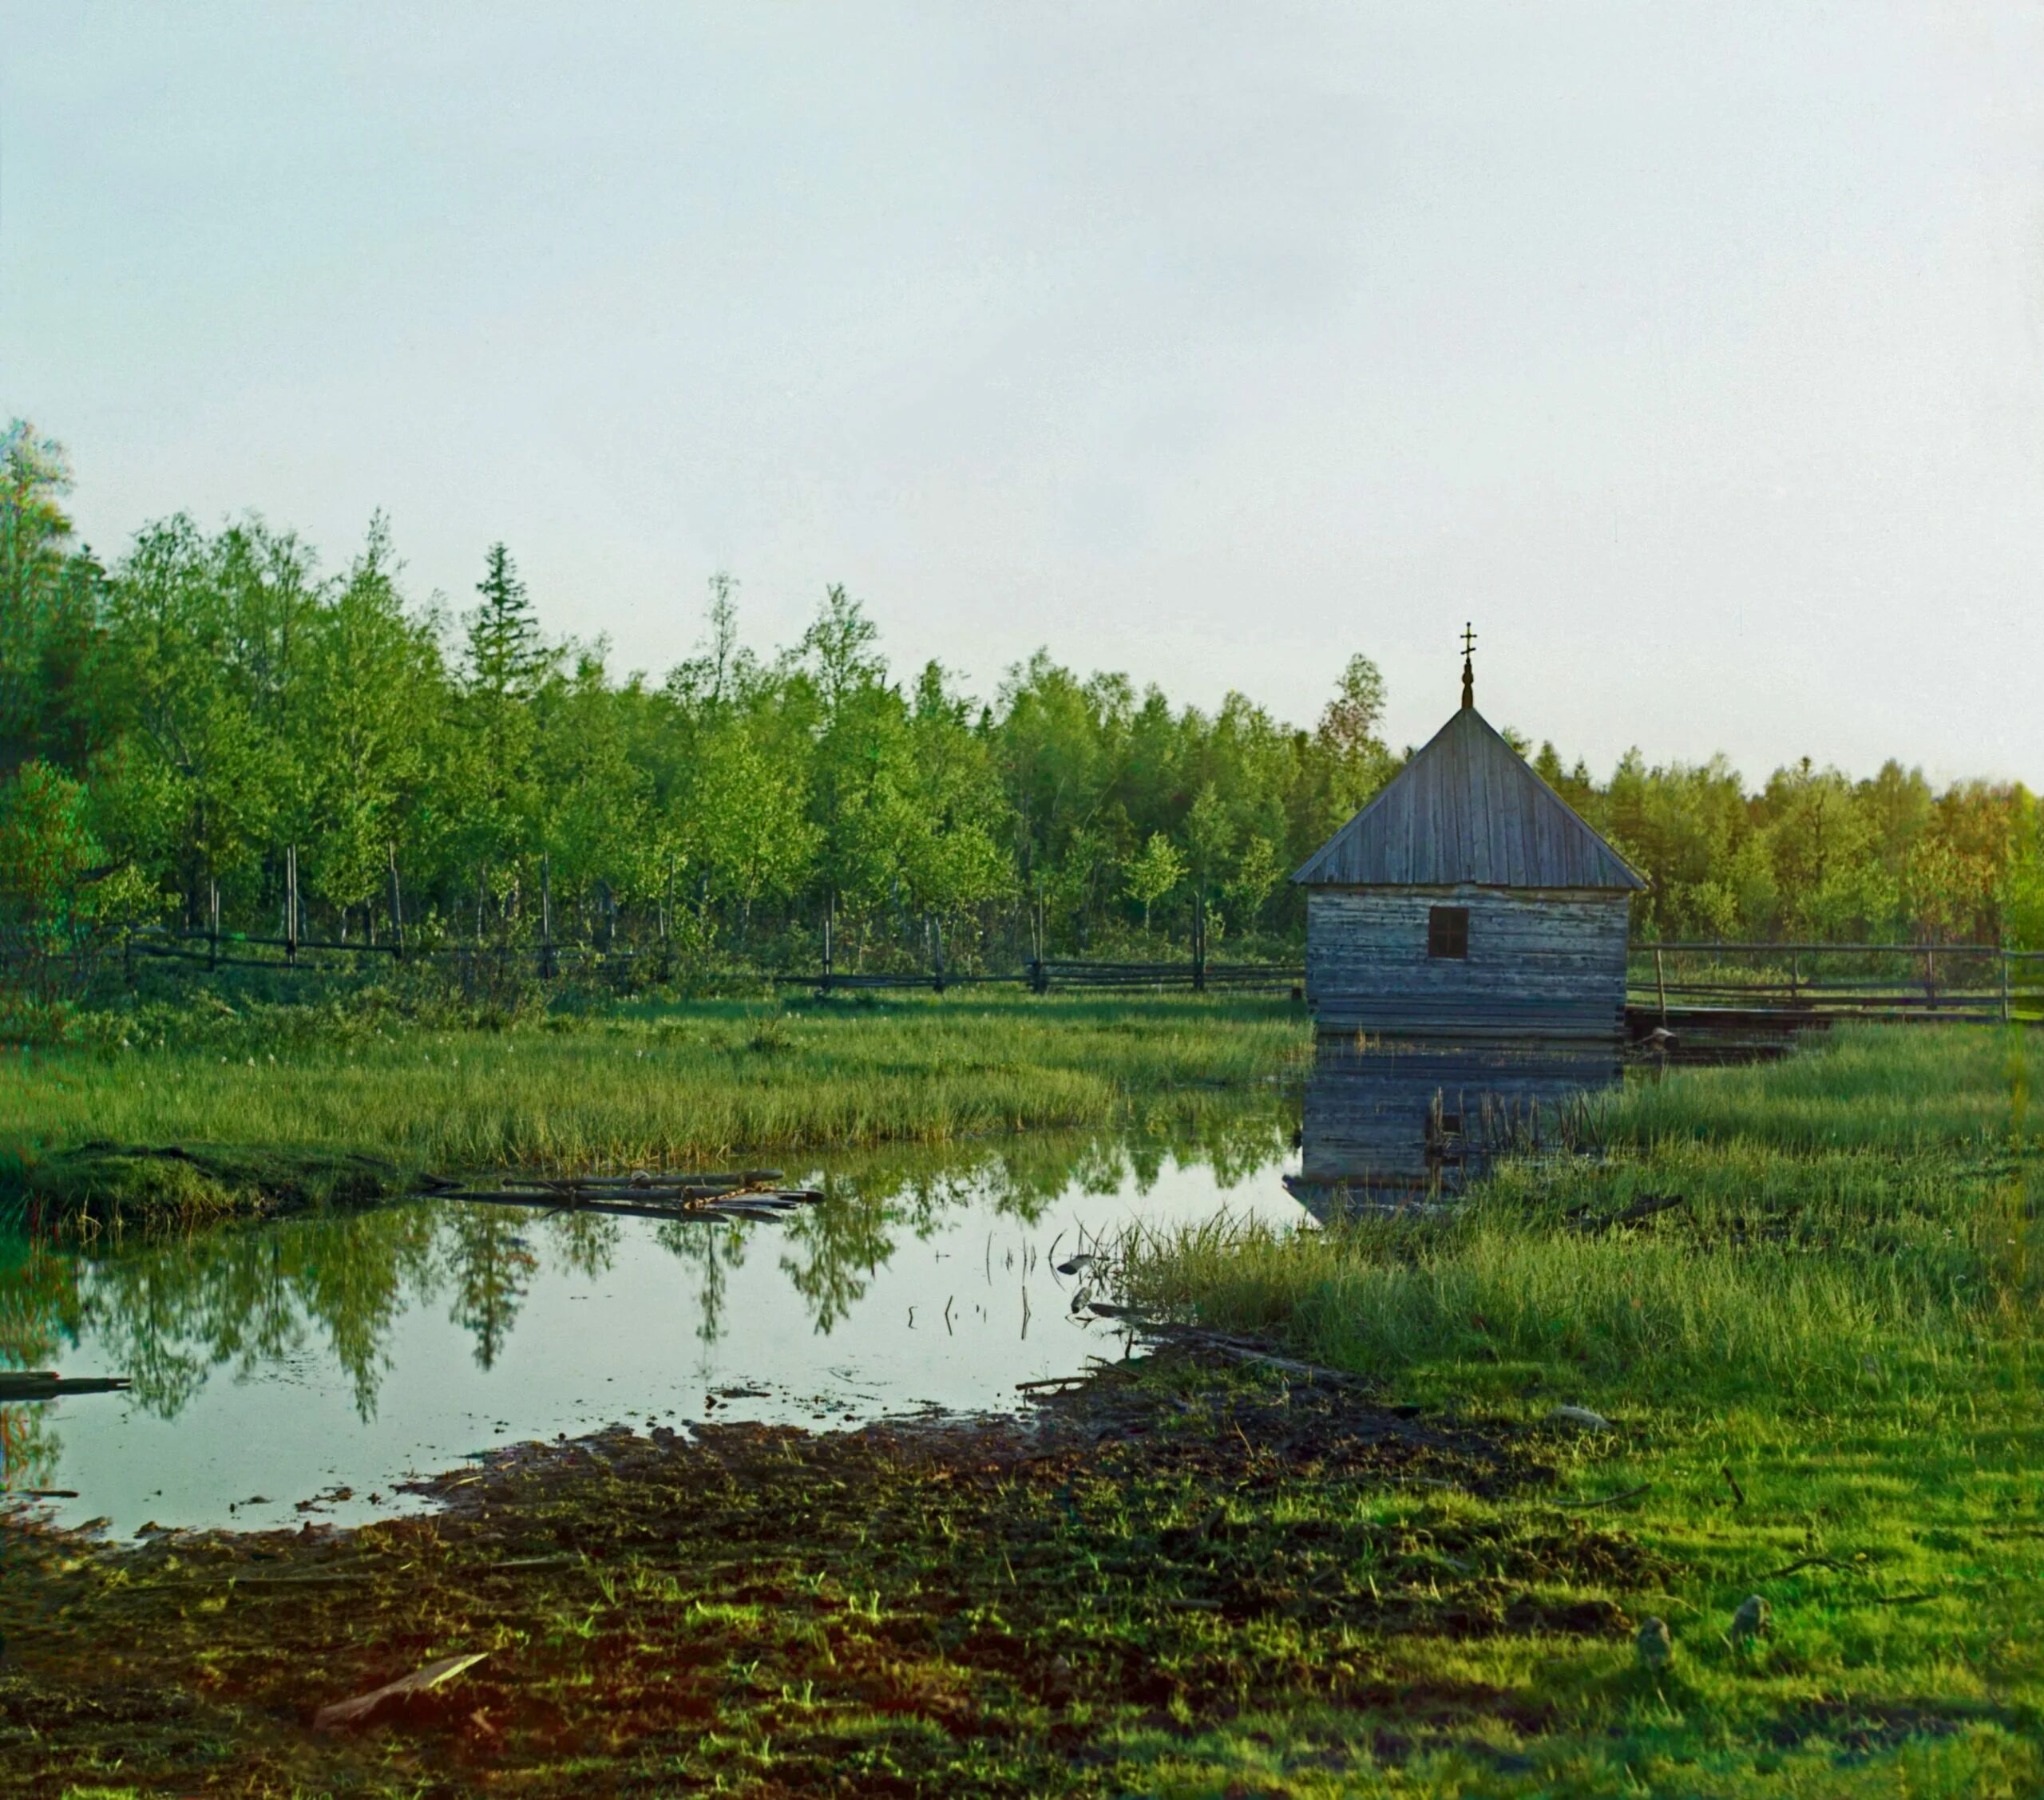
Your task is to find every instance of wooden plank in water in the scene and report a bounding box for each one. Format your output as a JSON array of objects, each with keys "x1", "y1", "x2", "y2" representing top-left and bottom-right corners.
[
  {"x1": 0, "y1": 1373, "x2": 132, "y2": 1402},
  {"x1": 434, "y1": 1189, "x2": 822, "y2": 1224},
  {"x1": 485, "y1": 1169, "x2": 784, "y2": 1191}
]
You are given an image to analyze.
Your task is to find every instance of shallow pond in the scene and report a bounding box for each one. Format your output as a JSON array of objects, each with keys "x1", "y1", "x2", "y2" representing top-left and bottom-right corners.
[
  {"x1": 2, "y1": 1118, "x2": 1304, "y2": 1536},
  {"x1": 2, "y1": 1039, "x2": 1624, "y2": 1537}
]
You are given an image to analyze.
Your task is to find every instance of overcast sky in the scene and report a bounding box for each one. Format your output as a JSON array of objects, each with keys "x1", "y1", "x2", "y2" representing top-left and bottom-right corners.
[{"x1": 4, "y1": 3, "x2": 2040, "y2": 782}]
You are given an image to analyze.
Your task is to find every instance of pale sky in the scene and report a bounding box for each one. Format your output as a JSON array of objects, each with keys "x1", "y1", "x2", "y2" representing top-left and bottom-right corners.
[{"x1": 4, "y1": 3, "x2": 2041, "y2": 784}]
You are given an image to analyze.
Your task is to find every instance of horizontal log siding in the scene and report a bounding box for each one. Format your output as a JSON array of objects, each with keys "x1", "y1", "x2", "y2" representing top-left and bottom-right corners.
[{"x1": 1305, "y1": 884, "x2": 1632, "y2": 1040}]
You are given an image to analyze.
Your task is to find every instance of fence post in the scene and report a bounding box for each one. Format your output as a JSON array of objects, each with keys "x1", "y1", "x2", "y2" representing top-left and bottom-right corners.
[
  {"x1": 1654, "y1": 947, "x2": 1667, "y2": 1022},
  {"x1": 932, "y1": 912, "x2": 945, "y2": 995},
  {"x1": 1193, "y1": 892, "x2": 1207, "y2": 994},
  {"x1": 822, "y1": 892, "x2": 834, "y2": 995},
  {"x1": 208, "y1": 876, "x2": 220, "y2": 972},
  {"x1": 286, "y1": 845, "x2": 299, "y2": 967},
  {"x1": 2003, "y1": 948, "x2": 2013, "y2": 1026},
  {"x1": 540, "y1": 853, "x2": 555, "y2": 980}
]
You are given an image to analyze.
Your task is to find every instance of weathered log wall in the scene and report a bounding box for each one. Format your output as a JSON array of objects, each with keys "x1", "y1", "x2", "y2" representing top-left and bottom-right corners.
[{"x1": 1305, "y1": 884, "x2": 1631, "y2": 1040}]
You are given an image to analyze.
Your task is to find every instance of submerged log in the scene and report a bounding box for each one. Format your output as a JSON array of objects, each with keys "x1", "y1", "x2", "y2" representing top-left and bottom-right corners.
[
  {"x1": 0, "y1": 1373, "x2": 133, "y2": 1402},
  {"x1": 489, "y1": 1169, "x2": 784, "y2": 1192}
]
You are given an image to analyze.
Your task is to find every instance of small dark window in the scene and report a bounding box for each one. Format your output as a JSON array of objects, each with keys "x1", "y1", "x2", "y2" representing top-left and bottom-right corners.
[{"x1": 1428, "y1": 905, "x2": 1469, "y2": 959}]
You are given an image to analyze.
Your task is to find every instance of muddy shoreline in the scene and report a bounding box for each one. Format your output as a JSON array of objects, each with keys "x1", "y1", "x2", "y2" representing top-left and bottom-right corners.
[{"x1": 0, "y1": 1353, "x2": 1650, "y2": 1795}]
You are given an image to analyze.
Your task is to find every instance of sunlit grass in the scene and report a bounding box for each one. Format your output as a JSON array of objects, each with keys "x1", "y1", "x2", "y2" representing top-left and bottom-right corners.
[
  {"x1": 1123, "y1": 1027, "x2": 2041, "y2": 1403},
  {"x1": 0, "y1": 991, "x2": 1308, "y2": 1224},
  {"x1": 1106, "y1": 1026, "x2": 2044, "y2": 1796}
]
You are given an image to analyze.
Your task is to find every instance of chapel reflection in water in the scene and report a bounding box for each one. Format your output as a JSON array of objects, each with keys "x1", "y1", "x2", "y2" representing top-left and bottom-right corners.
[{"x1": 1286, "y1": 1035, "x2": 1622, "y2": 1216}]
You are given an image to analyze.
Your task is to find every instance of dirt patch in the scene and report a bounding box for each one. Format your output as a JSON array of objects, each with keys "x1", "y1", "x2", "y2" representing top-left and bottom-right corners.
[{"x1": 0, "y1": 1358, "x2": 1653, "y2": 1795}]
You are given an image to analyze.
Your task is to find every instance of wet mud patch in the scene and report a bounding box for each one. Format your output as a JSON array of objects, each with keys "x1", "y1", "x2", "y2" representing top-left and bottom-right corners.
[{"x1": 0, "y1": 1358, "x2": 1657, "y2": 1795}]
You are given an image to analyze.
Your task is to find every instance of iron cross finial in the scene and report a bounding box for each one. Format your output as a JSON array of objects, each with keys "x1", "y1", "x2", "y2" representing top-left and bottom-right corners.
[{"x1": 1460, "y1": 622, "x2": 1476, "y2": 710}]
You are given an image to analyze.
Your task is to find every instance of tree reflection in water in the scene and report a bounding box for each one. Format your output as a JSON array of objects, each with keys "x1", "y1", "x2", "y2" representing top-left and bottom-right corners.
[
  {"x1": 0, "y1": 1234, "x2": 77, "y2": 1493},
  {"x1": 0, "y1": 1106, "x2": 1291, "y2": 1469}
]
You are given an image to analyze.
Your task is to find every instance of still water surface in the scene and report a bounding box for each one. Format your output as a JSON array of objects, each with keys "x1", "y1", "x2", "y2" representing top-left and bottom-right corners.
[
  {"x1": 3, "y1": 1040, "x2": 1623, "y2": 1537},
  {"x1": 2, "y1": 1122, "x2": 1301, "y2": 1536}
]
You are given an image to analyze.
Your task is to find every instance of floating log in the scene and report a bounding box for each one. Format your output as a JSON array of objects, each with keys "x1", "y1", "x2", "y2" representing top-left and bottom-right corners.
[
  {"x1": 430, "y1": 1187, "x2": 823, "y2": 1224},
  {"x1": 0, "y1": 1373, "x2": 133, "y2": 1402},
  {"x1": 489, "y1": 1169, "x2": 785, "y2": 1192}
]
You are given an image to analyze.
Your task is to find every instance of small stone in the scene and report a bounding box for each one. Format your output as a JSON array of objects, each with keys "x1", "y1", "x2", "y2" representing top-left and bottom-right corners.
[
  {"x1": 1730, "y1": 1594, "x2": 1770, "y2": 1641},
  {"x1": 1545, "y1": 1405, "x2": 1613, "y2": 1431},
  {"x1": 1635, "y1": 1616, "x2": 1673, "y2": 1671}
]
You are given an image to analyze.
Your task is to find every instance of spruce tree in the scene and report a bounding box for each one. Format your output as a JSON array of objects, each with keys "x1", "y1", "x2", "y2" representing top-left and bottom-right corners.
[{"x1": 466, "y1": 542, "x2": 542, "y2": 700}]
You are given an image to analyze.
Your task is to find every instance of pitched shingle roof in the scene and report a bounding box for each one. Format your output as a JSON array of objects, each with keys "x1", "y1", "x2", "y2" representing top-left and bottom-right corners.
[{"x1": 1292, "y1": 705, "x2": 1646, "y2": 890}]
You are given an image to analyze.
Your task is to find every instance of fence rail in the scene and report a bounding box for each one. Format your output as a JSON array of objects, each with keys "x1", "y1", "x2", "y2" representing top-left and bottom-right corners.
[
  {"x1": 21, "y1": 928, "x2": 2044, "y2": 1026},
  {"x1": 1024, "y1": 959, "x2": 1304, "y2": 993},
  {"x1": 1627, "y1": 941, "x2": 2044, "y2": 1027},
  {"x1": 102, "y1": 932, "x2": 1309, "y2": 998}
]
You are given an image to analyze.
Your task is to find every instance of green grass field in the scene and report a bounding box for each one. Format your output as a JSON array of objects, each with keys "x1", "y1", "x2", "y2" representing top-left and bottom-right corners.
[
  {"x1": 1112, "y1": 1026, "x2": 2044, "y2": 1796},
  {"x1": 0, "y1": 989, "x2": 1306, "y2": 1230},
  {"x1": 3, "y1": 1020, "x2": 2040, "y2": 1797}
]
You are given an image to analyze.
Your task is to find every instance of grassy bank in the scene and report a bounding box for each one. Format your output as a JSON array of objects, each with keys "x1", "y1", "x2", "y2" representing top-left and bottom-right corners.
[
  {"x1": 0, "y1": 991, "x2": 1305, "y2": 1232},
  {"x1": 1111, "y1": 1025, "x2": 2044, "y2": 1795},
  {"x1": 5, "y1": 1027, "x2": 2039, "y2": 1797}
]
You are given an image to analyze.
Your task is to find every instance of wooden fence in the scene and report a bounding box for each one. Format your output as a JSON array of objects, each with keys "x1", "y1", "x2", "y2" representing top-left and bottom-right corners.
[
  {"x1": 112, "y1": 929, "x2": 1309, "y2": 997},
  {"x1": 1021, "y1": 959, "x2": 1303, "y2": 994},
  {"x1": 1628, "y1": 942, "x2": 2044, "y2": 1027},
  {"x1": 78, "y1": 928, "x2": 2044, "y2": 1026}
]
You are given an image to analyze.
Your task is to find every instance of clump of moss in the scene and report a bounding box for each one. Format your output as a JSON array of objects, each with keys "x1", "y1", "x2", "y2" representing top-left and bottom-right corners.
[{"x1": 0, "y1": 1141, "x2": 411, "y2": 1236}]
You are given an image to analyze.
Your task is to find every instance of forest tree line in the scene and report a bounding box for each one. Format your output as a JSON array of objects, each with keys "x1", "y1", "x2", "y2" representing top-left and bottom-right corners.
[{"x1": 3, "y1": 418, "x2": 2041, "y2": 995}]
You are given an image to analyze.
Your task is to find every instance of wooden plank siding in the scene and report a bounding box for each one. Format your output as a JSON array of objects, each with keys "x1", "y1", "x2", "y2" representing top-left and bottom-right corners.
[{"x1": 1305, "y1": 885, "x2": 1633, "y2": 1040}]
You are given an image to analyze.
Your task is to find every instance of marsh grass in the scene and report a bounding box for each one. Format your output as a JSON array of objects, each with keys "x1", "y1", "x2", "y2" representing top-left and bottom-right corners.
[
  {"x1": 1104, "y1": 1025, "x2": 2044, "y2": 1796},
  {"x1": 1122, "y1": 1027, "x2": 2042, "y2": 1404},
  {"x1": 0, "y1": 991, "x2": 1305, "y2": 1228}
]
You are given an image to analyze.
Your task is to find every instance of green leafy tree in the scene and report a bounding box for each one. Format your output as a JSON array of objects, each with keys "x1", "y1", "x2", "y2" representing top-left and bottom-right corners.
[
  {"x1": 296, "y1": 516, "x2": 443, "y2": 920},
  {"x1": 0, "y1": 422, "x2": 109, "y2": 777},
  {"x1": 1121, "y1": 832, "x2": 1185, "y2": 932},
  {"x1": 1226, "y1": 833, "x2": 1282, "y2": 932},
  {"x1": 0, "y1": 761, "x2": 152, "y2": 1027}
]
